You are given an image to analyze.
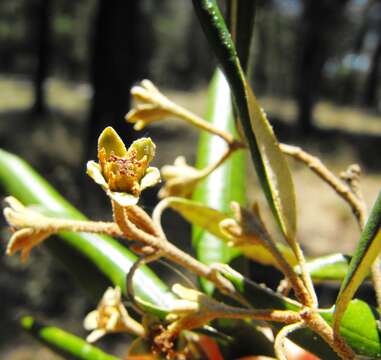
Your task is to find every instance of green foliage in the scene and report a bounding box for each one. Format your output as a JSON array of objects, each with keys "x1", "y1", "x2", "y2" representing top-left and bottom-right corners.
[
  {"x1": 193, "y1": 70, "x2": 246, "y2": 293},
  {"x1": 334, "y1": 192, "x2": 381, "y2": 331}
]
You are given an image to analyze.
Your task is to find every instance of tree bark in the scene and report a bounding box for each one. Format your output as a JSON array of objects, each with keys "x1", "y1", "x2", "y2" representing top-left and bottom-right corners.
[
  {"x1": 364, "y1": 32, "x2": 381, "y2": 107},
  {"x1": 31, "y1": 0, "x2": 52, "y2": 116},
  {"x1": 85, "y1": 0, "x2": 145, "y2": 161}
]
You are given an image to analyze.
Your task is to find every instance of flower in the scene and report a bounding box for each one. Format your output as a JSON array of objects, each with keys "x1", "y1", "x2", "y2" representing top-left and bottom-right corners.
[
  {"x1": 219, "y1": 202, "x2": 264, "y2": 245},
  {"x1": 162, "y1": 284, "x2": 229, "y2": 336},
  {"x1": 84, "y1": 286, "x2": 145, "y2": 343},
  {"x1": 87, "y1": 127, "x2": 160, "y2": 206},
  {"x1": 126, "y1": 80, "x2": 174, "y2": 131},
  {"x1": 159, "y1": 156, "x2": 204, "y2": 199},
  {"x1": 3, "y1": 196, "x2": 51, "y2": 262}
]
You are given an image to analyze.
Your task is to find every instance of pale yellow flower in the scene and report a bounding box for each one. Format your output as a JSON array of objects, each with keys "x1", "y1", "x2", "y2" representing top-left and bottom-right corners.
[
  {"x1": 87, "y1": 127, "x2": 160, "y2": 206},
  {"x1": 163, "y1": 284, "x2": 229, "y2": 335},
  {"x1": 219, "y1": 202, "x2": 264, "y2": 245},
  {"x1": 84, "y1": 286, "x2": 145, "y2": 343},
  {"x1": 126, "y1": 80, "x2": 174, "y2": 131},
  {"x1": 159, "y1": 156, "x2": 203, "y2": 199},
  {"x1": 3, "y1": 197, "x2": 51, "y2": 262}
]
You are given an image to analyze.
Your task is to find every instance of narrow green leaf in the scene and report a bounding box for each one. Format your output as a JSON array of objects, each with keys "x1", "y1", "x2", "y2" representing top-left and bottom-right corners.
[
  {"x1": 299, "y1": 253, "x2": 352, "y2": 281},
  {"x1": 334, "y1": 191, "x2": 381, "y2": 331},
  {"x1": 192, "y1": 70, "x2": 246, "y2": 293},
  {"x1": 221, "y1": 268, "x2": 381, "y2": 359},
  {"x1": 21, "y1": 316, "x2": 119, "y2": 360},
  {"x1": 192, "y1": 0, "x2": 297, "y2": 246},
  {"x1": 299, "y1": 253, "x2": 381, "y2": 282},
  {"x1": 0, "y1": 149, "x2": 176, "y2": 309},
  {"x1": 170, "y1": 196, "x2": 297, "y2": 268},
  {"x1": 173, "y1": 197, "x2": 231, "y2": 243}
]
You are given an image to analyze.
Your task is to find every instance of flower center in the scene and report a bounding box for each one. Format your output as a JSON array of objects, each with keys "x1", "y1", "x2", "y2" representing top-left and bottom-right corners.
[{"x1": 99, "y1": 148, "x2": 148, "y2": 195}]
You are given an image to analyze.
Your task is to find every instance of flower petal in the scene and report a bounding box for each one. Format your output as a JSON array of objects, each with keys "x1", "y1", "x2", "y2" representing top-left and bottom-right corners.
[
  {"x1": 140, "y1": 167, "x2": 161, "y2": 191},
  {"x1": 130, "y1": 85, "x2": 151, "y2": 103},
  {"x1": 86, "y1": 329, "x2": 106, "y2": 343},
  {"x1": 7, "y1": 228, "x2": 51, "y2": 262},
  {"x1": 6, "y1": 228, "x2": 34, "y2": 256},
  {"x1": 128, "y1": 137, "x2": 156, "y2": 163},
  {"x1": 86, "y1": 161, "x2": 108, "y2": 188},
  {"x1": 103, "y1": 286, "x2": 121, "y2": 305},
  {"x1": 141, "y1": 79, "x2": 160, "y2": 94},
  {"x1": 106, "y1": 311, "x2": 119, "y2": 331},
  {"x1": 126, "y1": 105, "x2": 173, "y2": 131},
  {"x1": 98, "y1": 127, "x2": 128, "y2": 158},
  {"x1": 4, "y1": 196, "x2": 25, "y2": 212},
  {"x1": 83, "y1": 310, "x2": 99, "y2": 331},
  {"x1": 108, "y1": 190, "x2": 139, "y2": 207}
]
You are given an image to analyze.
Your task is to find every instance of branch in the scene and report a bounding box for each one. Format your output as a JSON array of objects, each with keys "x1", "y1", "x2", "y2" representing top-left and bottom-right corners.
[{"x1": 280, "y1": 143, "x2": 367, "y2": 229}]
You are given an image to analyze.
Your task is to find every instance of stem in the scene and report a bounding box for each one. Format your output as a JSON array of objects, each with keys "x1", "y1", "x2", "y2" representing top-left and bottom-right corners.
[
  {"x1": 166, "y1": 308, "x2": 301, "y2": 339},
  {"x1": 198, "y1": 146, "x2": 236, "y2": 178},
  {"x1": 113, "y1": 202, "x2": 243, "y2": 302},
  {"x1": 252, "y1": 225, "x2": 312, "y2": 306},
  {"x1": 274, "y1": 322, "x2": 305, "y2": 360},
  {"x1": 126, "y1": 205, "x2": 161, "y2": 237},
  {"x1": 302, "y1": 311, "x2": 356, "y2": 360},
  {"x1": 277, "y1": 278, "x2": 292, "y2": 297},
  {"x1": 167, "y1": 100, "x2": 238, "y2": 146},
  {"x1": 126, "y1": 252, "x2": 161, "y2": 315},
  {"x1": 152, "y1": 198, "x2": 171, "y2": 238},
  {"x1": 18, "y1": 216, "x2": 123, "y2": 238},
  {"x1": 281, "y1": 144, "x2": 381, "y2": 321},
  {"x1": 293, "y1": 243, "x2": 318, "y2": 308},
  {"x1": 280, "y1": 143, "x2": 367, "y2": 229},
  {"x1": 210, "y1": 308, "x2": 301, "y2": 324},
  {"x1": 281, "y1": 144, "x2": 381, "y2": 312},
  {"x1": 371, "y1": 259, "x2": 381, "y2": 311}
]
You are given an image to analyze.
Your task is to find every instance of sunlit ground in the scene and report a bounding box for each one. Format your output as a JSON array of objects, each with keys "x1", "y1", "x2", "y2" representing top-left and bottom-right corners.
[{"x1": 260, "y1": 96, "x2": 381, "y2": 135}]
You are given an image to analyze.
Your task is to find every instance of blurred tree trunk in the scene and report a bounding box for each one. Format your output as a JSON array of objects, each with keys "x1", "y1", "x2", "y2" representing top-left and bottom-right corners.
[
  {"x1": 85, "y1": 0, "x2": 144, "y2": 161},
  {"x1": 364, "y1": 32, "x2": 381, "y2": 107},
  {"x1": 31, "y1": 0, "x2": 52, "y2": 116},
  {"x1": 253, "y1": 24, "x2": 268, "y2": 94},
  {"x1": 295, "y1": 0, "x2": 348, "y2": 134},
  {"x1": 83, "y1": 0, "x2": 154, "y2": 212}
]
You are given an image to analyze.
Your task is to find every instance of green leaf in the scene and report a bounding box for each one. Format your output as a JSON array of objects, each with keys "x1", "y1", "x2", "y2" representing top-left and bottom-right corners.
[
  {"x1": 170, "y1": 196, "x2": 297, "y2": 268},
  {"x1": 0, "y1": 149, "x2": 176, "y2": 309},
  {"x1": 298, "y1": 253, "x2": 352, "y2": 281},
  {"x1": 299, "y1": 252, "x2": 381, "y2": 282},
  {"x1": 172, "y1": 196, "x2": 231, "y2": 242},
  {"x1": 21, "y1": 316, "x2": 119, "y2": 360},
  {"x1": 192, "y1": 70, "x2": 246, "y2": 293},
  {"x1": 221, "y1": 267, "x2": 381, "y2": 359},
  {"x1": 192, "y1": 0, "x2": 297, "y2": 246},
  {"x1": 334, "y1": 191, "x2": 381, "y2": 332}
]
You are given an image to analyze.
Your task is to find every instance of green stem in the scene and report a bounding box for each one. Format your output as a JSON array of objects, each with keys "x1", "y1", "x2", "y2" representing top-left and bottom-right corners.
[{"x1": 21, "y1": 316, "x2": 119, "y2": 360}]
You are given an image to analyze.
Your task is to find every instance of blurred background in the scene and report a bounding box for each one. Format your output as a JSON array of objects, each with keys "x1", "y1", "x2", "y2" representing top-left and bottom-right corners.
[{"x1": 1, "y1": 0, "x2": 381, "y2": 358}]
